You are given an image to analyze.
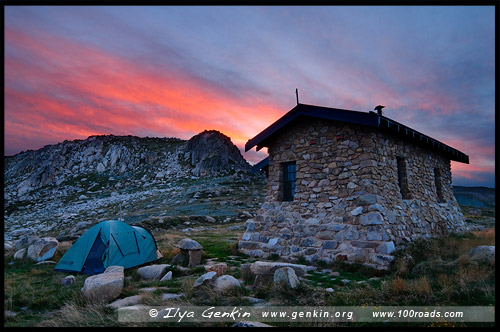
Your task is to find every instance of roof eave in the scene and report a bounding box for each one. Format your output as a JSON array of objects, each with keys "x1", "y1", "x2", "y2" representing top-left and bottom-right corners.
[
  {"x1": 244, "y1": 103, "x2": 469, "y2": 164},
  {"x1": 245, "y1": 103, "x2": 379, "y2": 151}
]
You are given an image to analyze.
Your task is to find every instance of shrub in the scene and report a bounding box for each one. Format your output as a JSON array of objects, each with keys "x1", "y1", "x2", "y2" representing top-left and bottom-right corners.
[
  {"x1": 268, "y1": 253, "x2": 280, "y2": 261},
  {"x1": 391, "y1": 277, "x2": 409, "y2": 294}
]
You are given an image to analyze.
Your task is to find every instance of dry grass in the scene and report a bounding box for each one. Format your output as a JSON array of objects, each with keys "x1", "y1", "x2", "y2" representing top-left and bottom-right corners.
[
  {"x1": 6, "y1": 221, "x2": 494, "y2": 327},
  {"x1": 471, "y1": 228, "x2": 495, "y2": 243},
  {"x1": 37, "y1": 297, "x2": 117, "y2": 327},
  {"x1": 391, "y1": 277, "x2": 410, "y2": 294},
  {"x1": 394, "y1": 254, "x2": 415, "y2": 276},
  {"x1": 410, "y1": 276, "x2": 432, "y2": 296}
]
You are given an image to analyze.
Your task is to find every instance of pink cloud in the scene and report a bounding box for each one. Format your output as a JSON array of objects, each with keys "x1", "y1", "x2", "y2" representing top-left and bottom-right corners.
[{"x1": 5, "y1": 27, "x2": 285, "y2": 155}]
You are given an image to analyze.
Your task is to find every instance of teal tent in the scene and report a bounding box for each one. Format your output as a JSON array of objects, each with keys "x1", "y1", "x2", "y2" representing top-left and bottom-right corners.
[{"x1": 55, "y1": 220, "x2": 162, "y2": 275}]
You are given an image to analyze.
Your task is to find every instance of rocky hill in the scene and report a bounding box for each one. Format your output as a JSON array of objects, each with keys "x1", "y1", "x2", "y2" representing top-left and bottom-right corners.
[
  {"x1": 452, "y1": 186, "x2": 495, "y2": 208},
  {"x1": 4, "y1": 131, "x2": 264, "y2": 242},
  {"x1": 185, "y1": 130, "x2": 251, "y2": 177}
]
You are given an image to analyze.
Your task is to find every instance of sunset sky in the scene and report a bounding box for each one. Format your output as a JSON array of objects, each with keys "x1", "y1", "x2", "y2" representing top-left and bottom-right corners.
[{"x1": 4, "y1": 6, "x2": 495, "y2": 187}]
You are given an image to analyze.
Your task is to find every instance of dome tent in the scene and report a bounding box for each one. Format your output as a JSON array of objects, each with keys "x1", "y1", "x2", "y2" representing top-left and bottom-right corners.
[{"x1": 55, "y1": 220, "x2": 162, "y2": 275}]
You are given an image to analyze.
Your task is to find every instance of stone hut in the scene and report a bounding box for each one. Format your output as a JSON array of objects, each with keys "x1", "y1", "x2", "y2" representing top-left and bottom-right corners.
[{"x1": 238, "y1": 103, "x2": 469, "y2": 269}]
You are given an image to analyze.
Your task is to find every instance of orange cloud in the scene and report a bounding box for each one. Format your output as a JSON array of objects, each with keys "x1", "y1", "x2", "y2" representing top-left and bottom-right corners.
[{"x1": 5, "y1": 27, "x2": 286, "y2": 157}]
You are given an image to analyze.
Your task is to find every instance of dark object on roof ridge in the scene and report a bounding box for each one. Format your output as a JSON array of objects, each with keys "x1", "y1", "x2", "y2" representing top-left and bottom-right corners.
[{"x1": 374, "y1": 105, "x2": 385, "y2": 116}]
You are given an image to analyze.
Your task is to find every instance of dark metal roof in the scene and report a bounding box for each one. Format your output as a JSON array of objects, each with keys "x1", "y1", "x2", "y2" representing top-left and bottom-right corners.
[{"x1": 245, "y1": 103, "x2": 469, "y2": 164}]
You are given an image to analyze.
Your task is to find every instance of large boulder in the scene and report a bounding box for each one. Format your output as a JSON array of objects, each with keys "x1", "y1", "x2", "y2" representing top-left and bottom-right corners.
[
  {"x1": 273, "y1": 267, "x2": 300, "y2": 289},
  {"x1": 469, "y1": 246, "x2": 495, "y2": 266},
  {"x1": 214, "y1": 275, "x2": 241, "y2": 293},
  {"x1": 27, "y1": 237, "x2": 58, "y2": 262},
  {"x1": 82, "y1": 266, "x2": 124, "y2": 302},
  {"x1": 137, "y1": 264, "x2": 171, "y2": 280}
]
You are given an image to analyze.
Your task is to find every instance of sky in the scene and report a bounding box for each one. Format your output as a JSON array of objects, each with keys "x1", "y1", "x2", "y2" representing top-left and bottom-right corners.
[{"x1": 4, "y1": 6, "x2": 495, "y2": 188}]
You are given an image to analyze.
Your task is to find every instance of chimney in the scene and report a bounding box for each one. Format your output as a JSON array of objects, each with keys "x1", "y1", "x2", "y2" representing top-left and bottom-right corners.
[{"x1": 374, "y1": 105, "x2": 385, "y2": 116}]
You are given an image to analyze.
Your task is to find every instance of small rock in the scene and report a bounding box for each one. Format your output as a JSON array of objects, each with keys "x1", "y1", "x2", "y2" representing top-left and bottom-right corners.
[
  {"x1": 14, "y1": 248, "x2": 27, "y2": 260},
  {"x1": 376, "y1": 241, "x2": 396, "y2": 254},
  {"x1": 176, "y1": 238, "x2": 203, "y2": 266},
  {"x1": 82, "y1": 266, "x2": 124, "y2": 302},
  {"x1": 359, "y1": 212, "x2": 384, "y2": 225},
  {"x1": 10, "y1": 228, "x2": 31, "y2": 238},
  {"x1": 469, "y1": 208, "x2": 482, "y2": 216},
  {"x1": 162, "y1": 293, "x2": 183, "y2": 300},
  {"x1": 214, "y1": 275, "x2": 241, "y2": 292},
  {"x1": 60, "y1": 275, "x2": 76, "y2": 287},
  {"x1": 250, "y1": 261, "x2": 314, "y2": 277},
  {"x1": 187, "y1": 250, "x2": 202, "y2": 267},
  {"x1": 139, "y1": 287, "x2": 160, "y2": 293},
  {"x1": 176, "y1": 266, "x2": 190, "y2": 272},
  {"x1": 4, "y1": 242, "x2": 13, "y2": 252},
  {"x1": 35, "y1": 260, "x2": 57, "y2": 265},
  {"x1": 204, "y1": 262, "x2": 227, "y2": 277},
  {"x1": 105, "y1": 266, "x2": 125, "y2": 273},
  {"x1": 226, "y1": 225, "x2": 243, "y2": 231},
  {"x1": 350, "y1": 207, "x2": 363, "y2": 216},
  {"x1": 469, "y1": 245, "x2": 495, "y2": 266},
  {"x1": 108, "y1": 295, "x2": 143, "y2": 310},
  {"x1": 242, "y1": 296, "x2": 267, "y2": 306},
  {"x1": 160, "y1": 271, "x2": 173, "y2": 282},
  {"x1": 193, "y1": 271, "x2": 217, "y2": 288},
  {"x1": 273, "y1": 267, "x2": 300, "y2": 289},
  {"x1": 171, "y1": 252, "x2": 188, "y2": 265},
  {"x1": 27, "y1": 237, "x2": 58, "y2": 262},
  {"x1": 5, "y1": 310, "x2": 18, "y2": 318},
  {"x1": 232, "y1": 321, "x2": 273, "y2": 327},
  {"x1": 326, "y1": 288, "x2": 335, "y2": 293},
  {"x1": 241, "y1": 211, "x2": 253, "y2": 218},
  {"x1": 13, "y1": 235, "x2": 40, "y2": 251},
  {"x1": 137, "y1": 264, "x2": 171, "y2": 280}
]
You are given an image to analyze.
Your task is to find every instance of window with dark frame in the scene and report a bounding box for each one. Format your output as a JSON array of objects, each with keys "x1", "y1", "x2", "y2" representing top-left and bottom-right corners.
[
  {"x1": 396, "y1": 157, "x2": 411, "y2": 199},
  {"x1": 434, "y1": 168, "x2": 445, "y2": 202},
  {"x1": 282, "y1": 162, "x2": 296, "y2": 201}
]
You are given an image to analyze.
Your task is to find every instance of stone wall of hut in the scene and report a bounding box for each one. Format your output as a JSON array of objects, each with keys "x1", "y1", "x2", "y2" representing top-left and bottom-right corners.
[{"x1": 238, "y1": 117, "x2": 468, "y2": 269}]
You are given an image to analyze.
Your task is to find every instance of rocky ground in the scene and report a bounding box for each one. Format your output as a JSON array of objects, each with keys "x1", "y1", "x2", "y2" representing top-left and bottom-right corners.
[
  {"x1": 4, "y1": 220, "x2": 495, "y2": 327},
  {"x1": 4, "y1": 130, "x2": 264, "y2": 243},
  {"x1": 3, "y1": 132, "x2": 495, "y2": 327}
]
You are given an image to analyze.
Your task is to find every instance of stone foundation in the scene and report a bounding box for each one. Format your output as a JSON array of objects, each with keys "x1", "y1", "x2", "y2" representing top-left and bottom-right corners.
[{"x1": 238, "y1": 118, "x2": 468, "y2": 269}]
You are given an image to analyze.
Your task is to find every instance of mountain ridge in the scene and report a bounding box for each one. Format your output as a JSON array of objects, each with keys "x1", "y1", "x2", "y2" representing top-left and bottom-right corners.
[{"x1": 4, "y1": 131, "x2": 251, "y2": 200}]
